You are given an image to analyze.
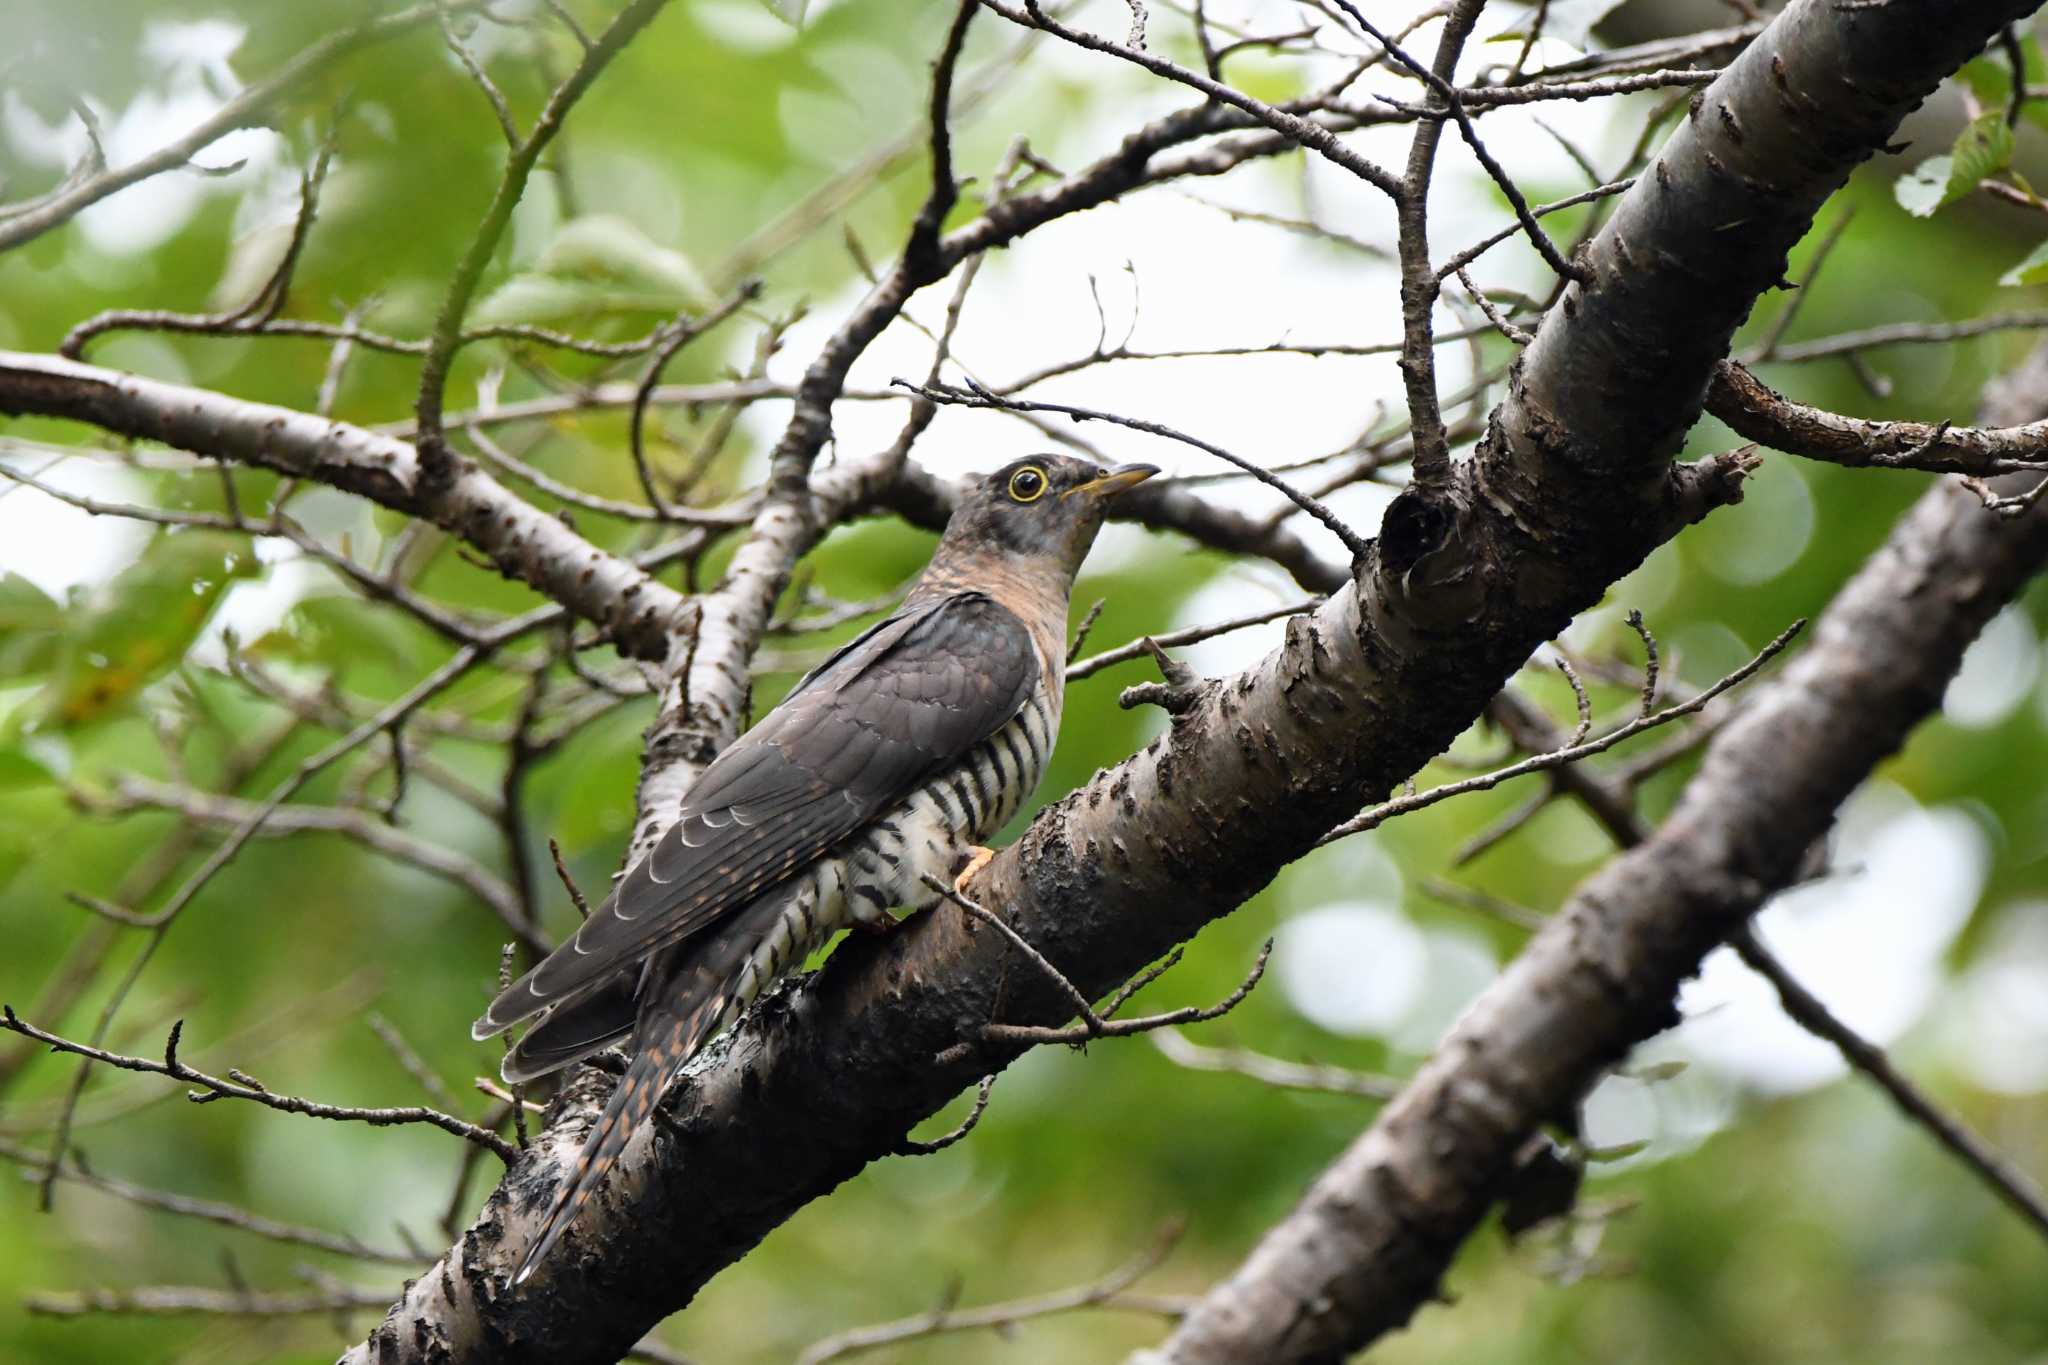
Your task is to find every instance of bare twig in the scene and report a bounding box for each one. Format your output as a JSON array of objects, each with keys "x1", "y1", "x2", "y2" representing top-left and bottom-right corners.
[
  {"x1": 548, "y1": 837, "x2": 594, "y2": 921},
  {"x1": 894, "y1": 1075, "x2": 997, "y2": 1156},
  {"x1": 626, "y1": 283, "x2": 764, "y2": 517},
  {"x1": 0, "y1": 4, "x2": 473, "y2": 254},
  {"x1": 1753, "y1": 313, "x2": 2048, "y2": 364},
  {"x1": 367, "y1": 1014, "x2": 462, "y2": 1116},
  {"x1": 1149, "y1": 1030, "x2": 1401, "y2": 1099},
  {"x1": 926, "y1": 875, "x2": 1271, "y2": 1051},
  {"x1": 1068, "y1": 598, "x2": 1318, "y2": 681},
  {"x1": 413, "y1": 0, "x2": 675, "y2": 449},
  {"x1": 1710, "y1": 361, "x2": 2048, "y2": 477},
  {"x1": 1731, "y1": 928, "x2": 2048, "y2": 1239},
  {"x1": 84, "y1": 775, "x2": 536, "y2": 952},
  {"x1": 26, "y1": 1282, "x2": 396, "y2": 1319},
  {"x1": 0, "y1": 1139, "x2": 422, "y2": 1265},
  {"x1": 0, "y1": 1010, "x2": 517, "y2": 1163},
  {"x1": 1320, "y1": 620, "x2": 1805, "y2": 844},
  {"x1": 1067, "y1": 598, "x2": 1108, "y2": 663},
  {"x1": 984, "y1": 0, "x2": 1402, "y2": 197},
  {"x1": 60, "y1": 142, "x2": 338, "y2": 358},
  {"x1": 795, "y1": 1224, "x2": 1188, "y2": 1365},
  {"x1": 898, "y1": 378, "x2": 1372, "y2": 562}
]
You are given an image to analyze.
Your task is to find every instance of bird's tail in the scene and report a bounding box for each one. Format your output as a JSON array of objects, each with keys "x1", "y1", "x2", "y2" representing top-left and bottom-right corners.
[
  {"x1": 513, "y1": 895, "x2": 797, "y2": 1284},
  {"x1": 514, "y1": 996, "x2": 714, "y2": 1284}
]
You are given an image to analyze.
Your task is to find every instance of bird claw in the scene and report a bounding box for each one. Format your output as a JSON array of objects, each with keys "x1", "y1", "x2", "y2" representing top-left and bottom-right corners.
[{"x1": 953, "y1": 845, "x2": 996, "y2": 894}]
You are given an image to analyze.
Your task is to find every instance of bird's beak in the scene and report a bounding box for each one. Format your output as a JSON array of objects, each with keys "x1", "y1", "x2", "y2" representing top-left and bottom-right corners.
[{"x1": 1065, "y1": 463, "x2": 1159, "y2": 500}]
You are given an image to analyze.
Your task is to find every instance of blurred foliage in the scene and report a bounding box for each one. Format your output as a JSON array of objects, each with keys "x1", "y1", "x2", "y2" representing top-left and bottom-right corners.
[{"x1": 2, "y1": 2, "x2": 2048, "y2": 1363}]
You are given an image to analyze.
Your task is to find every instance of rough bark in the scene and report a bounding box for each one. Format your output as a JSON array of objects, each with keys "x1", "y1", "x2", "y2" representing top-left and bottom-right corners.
[
  {"x1": 1709, "y1": 358, "x2": 2048, "y2": 475},
  {"x1": 1141, "y1": 342, "x2": 2048, "y2": 1365},
  {"x1": 337, "y1": 2, "x2": 2035, "y2": 1361}
]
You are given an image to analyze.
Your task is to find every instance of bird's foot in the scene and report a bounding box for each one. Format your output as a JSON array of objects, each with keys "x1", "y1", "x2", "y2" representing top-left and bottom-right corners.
[{"x1": 952, "y1": 845, "x2": 996, "y2": 895}]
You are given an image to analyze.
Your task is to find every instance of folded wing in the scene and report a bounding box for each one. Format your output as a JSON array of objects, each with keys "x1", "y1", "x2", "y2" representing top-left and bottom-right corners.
[{"x1": 473, "y1": 590, "x2": 1038, "y2": 1043}]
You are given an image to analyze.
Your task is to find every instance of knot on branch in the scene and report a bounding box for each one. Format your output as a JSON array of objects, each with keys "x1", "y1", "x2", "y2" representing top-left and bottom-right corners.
[
  {"x1": 1500, "y1": 1127, "x2": 1584, "y2": 1238},
  {"x1": 1668, "y1": 444, "x2": 1763, "y2": 530},
  {"x1": 1378, "y1": 485, "x2": 1453, "y2": 577},
  {"x1": 1117, "y1": 637, "x2": 1207, "y2": 715}
]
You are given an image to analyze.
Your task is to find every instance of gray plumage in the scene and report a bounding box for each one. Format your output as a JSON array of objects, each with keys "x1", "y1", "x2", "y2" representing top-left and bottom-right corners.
[{"x1": 474, "y1": 454, "x2": 1156, "y2": 1283}]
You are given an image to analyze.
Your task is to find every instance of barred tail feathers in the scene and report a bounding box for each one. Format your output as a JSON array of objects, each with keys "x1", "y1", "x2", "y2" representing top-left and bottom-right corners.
[{"x1": 512, "y1": 895, "x2": 804, "y2": 1284}]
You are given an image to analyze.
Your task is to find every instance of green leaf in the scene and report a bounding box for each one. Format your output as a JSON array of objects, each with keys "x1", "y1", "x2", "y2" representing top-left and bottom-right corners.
[
  {"x1": 472, "y1": 275, "x2": 666, "y2": 328},
  {"x1": 1895, "y1": 114, "x2": 2015, "y2": 219},
  {"x1": 0, "y1": 572, "x2": 62, "y2": 677},
  {"x1": 1946, "y1": 112, "x2": 2014, "y2": 200},
  {"x1": 1585, "y1": 1138, "x2": 1652, "y2": 1164},
  {"x1": 1958, "y1": 39, "x2": 2048, "y2": 134},
  {"x1": 2000, "y1": 238, "x2": 2048, "y2": 286},
  {"x1": 251, "y1": 591, "x2": 427, "y2": 673},
  {"x1": 760, "y1": 0, "x2": 808, "y2": 24},
  {"x1": 36, "y1": 532, "x2": 256, "y2": 729},
  {"x1": 1894, "y1": 155, "x2": 1954, "y2": 217},
  {"x1": 0, "y1": 748, "x2": 56, "y2": 790},
  {"x1": 475, "y1": 215, "x2": 715, "y2": 330},
  {"x1": 535, "y1": 215, "x2": 713, "y2": 306}
]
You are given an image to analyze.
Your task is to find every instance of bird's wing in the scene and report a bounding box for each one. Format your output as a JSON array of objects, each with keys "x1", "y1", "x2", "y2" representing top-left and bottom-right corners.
[{"x1": 473, "y1": 590, "x2": 1039, "y2": 1039}]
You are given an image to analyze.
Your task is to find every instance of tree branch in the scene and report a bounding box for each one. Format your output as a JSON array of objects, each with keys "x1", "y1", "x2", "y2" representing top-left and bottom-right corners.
[
  {"x1": 1142, "y1": 341, "x2": 2048, "y2": 1365},
  {"x1": 344, "y1": 3, "x2": 2034, "y2": 1359},
  {"x1": 1708, "y1": 359, "x2": 2048, "y2": 476},
  {"x1": 0, "y1": 4, "x2": 467, "y2": 255},
  {"x1": 0, "y1": 352, "x2": 688, "y2": 658},
  {"x1": 81, "y1": 774, "x2": 536, "y2": 954},
  {"x1": 0, "y1": 1011, "x2": 517, "y2": 1164}
]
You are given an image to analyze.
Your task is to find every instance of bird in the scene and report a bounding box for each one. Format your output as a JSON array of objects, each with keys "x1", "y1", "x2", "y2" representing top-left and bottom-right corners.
[{"x1": 473, "y1": 453, "x2": 1157, "y2": 1283}]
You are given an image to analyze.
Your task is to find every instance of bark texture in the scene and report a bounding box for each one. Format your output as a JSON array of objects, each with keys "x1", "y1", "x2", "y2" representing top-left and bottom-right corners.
[
  {"x1": 1141, "y1": 343, "x2": 2048, "y2": 1365},
  {"x1": 1709, "y1": 358, "x2": 2048, "y2": 474},
  {"x1": 337, "y1": 2, "x2": 2035, "y2": 1360}
]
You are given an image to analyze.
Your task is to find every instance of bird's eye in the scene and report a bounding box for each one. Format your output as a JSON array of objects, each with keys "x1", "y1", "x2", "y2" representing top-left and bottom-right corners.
[{"x1": 1007, "y1": 466, "x2": 1048, "y2": 503}]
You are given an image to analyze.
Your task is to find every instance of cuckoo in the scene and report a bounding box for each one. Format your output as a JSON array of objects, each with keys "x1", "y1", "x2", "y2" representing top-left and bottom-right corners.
[{"x1": 474, "y1": 453, "x2": 1157, "y2": 1281}]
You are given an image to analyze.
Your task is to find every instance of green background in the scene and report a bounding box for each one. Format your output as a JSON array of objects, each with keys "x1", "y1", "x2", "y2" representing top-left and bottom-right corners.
[{"x1": 3, "y1": 2, "x2": 2047, "y2": 1361}]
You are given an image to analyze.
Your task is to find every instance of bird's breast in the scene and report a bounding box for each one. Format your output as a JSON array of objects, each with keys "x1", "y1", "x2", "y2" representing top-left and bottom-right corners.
[{"x1": 832, "y1": 688, "x2": 1061, "y2": 924}]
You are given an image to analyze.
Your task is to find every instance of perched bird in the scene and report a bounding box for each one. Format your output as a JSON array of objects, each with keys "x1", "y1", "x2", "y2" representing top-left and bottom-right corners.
[{"x1": 474, "y1": 454, "x2": 1157, "y2": 1282}]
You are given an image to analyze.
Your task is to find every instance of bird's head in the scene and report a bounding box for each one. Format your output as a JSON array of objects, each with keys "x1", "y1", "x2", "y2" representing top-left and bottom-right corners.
[{"x1": 936, "y1": 454, "x2": 1158, "y2": 583}]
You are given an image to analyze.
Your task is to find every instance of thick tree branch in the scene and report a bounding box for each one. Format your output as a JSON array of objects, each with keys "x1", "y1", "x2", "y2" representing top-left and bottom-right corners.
[
  {"x1": 344, "y1": 3, "x2": 2034, "y2": 1361},
  {"x1": 1143, "y1": 341, "x2": 2048, "y2": 1365},
  {"x1": 0, "y1": 352, "x2": 688, "y2": 658}
]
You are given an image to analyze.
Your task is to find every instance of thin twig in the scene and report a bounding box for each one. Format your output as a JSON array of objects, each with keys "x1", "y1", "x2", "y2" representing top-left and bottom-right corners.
[
  {"x1": 412, "y1": 0, "x2": 674, "y2": 449},
  {"x1": 894, "y1": 1075, "x2": 997, "y2": 1156},
  {"x1": 795, "y1": 1224, "x2": 1187, "y2": 1365},
  {"x1": 26, "y1": 1282, "x2": 396, "y2": 1319},
  {"x1": 1732, "y1": 928, "x2": 2048, "y2": 1240},
  {"x1": 0, "y1": 1139, "x2": 422, "y2": 1265},
  {"x1": 1321, "y1": 620, "x2": 1806, "y2": 844},
  {"x1": 1069, "y1": 598, "x2": 1318, "y2": 682},
  {"x1": 930, "y1": 876, "x2": 1271, "y2": 1050},
  {"x1": 898, "y1": 378, "x2": 1372, "y2": 562},
  {"x1": 0, "y1": 1010, "x2": 517, "y2": 1163},
  {"x1": 1150, "y1": 1030, "x2": 1401, "y2": 1099}
]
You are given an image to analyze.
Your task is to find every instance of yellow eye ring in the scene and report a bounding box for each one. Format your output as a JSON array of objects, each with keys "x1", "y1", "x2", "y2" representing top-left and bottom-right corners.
[{"x1": 1007, "y1": 465, "x2": 1049, "y2": 503}]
